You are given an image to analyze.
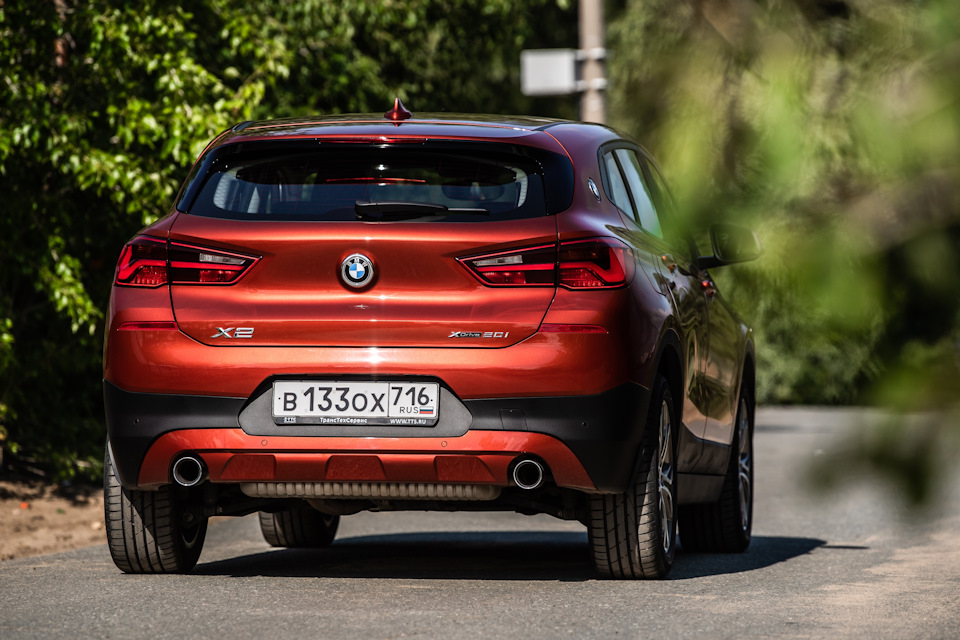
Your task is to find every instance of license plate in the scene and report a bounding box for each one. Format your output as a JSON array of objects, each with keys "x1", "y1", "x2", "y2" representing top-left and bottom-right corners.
[{"x1": 272, "y1": 381, "x2": 440, "y2": 426}]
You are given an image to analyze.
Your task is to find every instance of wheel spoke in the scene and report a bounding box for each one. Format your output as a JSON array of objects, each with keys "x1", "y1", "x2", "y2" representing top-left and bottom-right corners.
[
  {"x1": 659, "y1": 485, "x2": 674, "y2": 521},
  {"x1": 659, "y1": 408, "x2": 670, "y2": 461},
  {"x1": 660, "y1": 464, "x2": 673, "y2": 487},
  {"x1": 738, "y1": 468, "x2": 751, "y2": 529},
  {"x1": 659, "y1": 481, "x2": 674, "y2": 551}
]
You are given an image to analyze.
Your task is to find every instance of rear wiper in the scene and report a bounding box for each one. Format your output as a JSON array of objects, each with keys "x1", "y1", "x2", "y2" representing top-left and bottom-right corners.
[{"x1": 354, "y1": 201, "x2": 489, "y2": 221}]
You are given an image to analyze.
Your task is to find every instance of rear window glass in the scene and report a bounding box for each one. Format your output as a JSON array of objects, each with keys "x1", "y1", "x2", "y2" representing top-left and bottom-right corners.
[{"x1": 182, "y1": 142, "x2": 570, "y2": 222}]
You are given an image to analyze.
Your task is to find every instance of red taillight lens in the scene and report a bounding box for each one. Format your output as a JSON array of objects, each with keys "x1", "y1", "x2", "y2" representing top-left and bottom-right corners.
[
  {"x1": 114, "y1": 237, "x2": 258, "y2": 287},
  {"x1": 460, "y1": 238, "x2": 634, "y2": 289},
  {"x1": 558, "y1": 239, "x2": 634, "y2": 289},
  {"x1": 115, "y1": 237, "x2": 168, "y2": 287},
  {"x1": 460, "y1": 244, "x2": 557, "y2": 286},
  {"x1": 167, "y1": 243, "x2": 257, "y2": 284}
]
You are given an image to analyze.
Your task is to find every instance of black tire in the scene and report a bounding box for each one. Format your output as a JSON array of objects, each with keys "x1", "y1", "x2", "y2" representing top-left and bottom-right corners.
[
  {"x1": 103, "y1": 446, "x2": 207, "y2": 573},
  {"x1": 258, "y1": 507, "x2": 340, "y2": 548},
  {"x1": 679, "y1": 384, "x2": 754, "y2": 553},
  {"x1": 588, "y1": 375, "x2": 678, "y2": 579}
]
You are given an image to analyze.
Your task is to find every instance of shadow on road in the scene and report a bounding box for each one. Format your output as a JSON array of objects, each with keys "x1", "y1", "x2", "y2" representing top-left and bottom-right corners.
[
  {"x1": 193, "y1": 532, "x2": 824, "y2": 581},
  {"x1": 672, "y1": 535, "x2": 825, "y2": 580}
]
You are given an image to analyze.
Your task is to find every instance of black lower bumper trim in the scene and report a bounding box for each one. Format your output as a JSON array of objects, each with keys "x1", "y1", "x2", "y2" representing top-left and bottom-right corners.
[
  {"x1": 104, "y1": 380, "x2": 650, "y2": 492},
  {"x1": 104, "y1": 381, "x2": 246, "y2": 487},
  {"x1": 461, "y1": 385, "x2": 650, "y2": 492}
]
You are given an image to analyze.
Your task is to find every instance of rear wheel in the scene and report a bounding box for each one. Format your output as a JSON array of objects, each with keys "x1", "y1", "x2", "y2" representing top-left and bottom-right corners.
[
  {"x1": 679, "y1": 385, "x2": 754, "y2": 552},
  {"x1": 103, "y1": 446, "x2": 207, "y2": 573},
  {"x1": 588, "y1": 375, "x2": 677, "y2": 579},
  {"x1": 259, "y1": 507, "x2": 340, "y2": 548}
]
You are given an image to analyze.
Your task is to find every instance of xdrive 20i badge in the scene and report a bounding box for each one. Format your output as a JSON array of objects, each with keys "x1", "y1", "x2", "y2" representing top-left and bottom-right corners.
[{"x1": 341, "y1": 253, "x2": 374, "y2": 288}]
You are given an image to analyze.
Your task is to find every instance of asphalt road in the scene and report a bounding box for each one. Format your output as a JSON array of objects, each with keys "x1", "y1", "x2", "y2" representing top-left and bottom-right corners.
[{"x1": 2, "y1": 407, "x2": 959, "y2": 639}]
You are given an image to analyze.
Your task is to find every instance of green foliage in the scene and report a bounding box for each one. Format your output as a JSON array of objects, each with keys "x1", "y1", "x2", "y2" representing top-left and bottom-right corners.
[
  {"x1": 607, "y1": 0, "x2": 960, "y2": 503},
  {"x1": 608, "y1": 0, "x2": 960, "y2": 406},
  {"x1": 0, "y1": 0, "x2": 245, "y2": 480},
  {"x1": 0, "y1": 0, "x2": 573, "y2": 480}
]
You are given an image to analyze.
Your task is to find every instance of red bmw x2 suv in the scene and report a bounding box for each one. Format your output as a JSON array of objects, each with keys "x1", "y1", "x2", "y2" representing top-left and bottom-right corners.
[{"x1": 103, "y1": 100, "x2": 761, "y2": 579}]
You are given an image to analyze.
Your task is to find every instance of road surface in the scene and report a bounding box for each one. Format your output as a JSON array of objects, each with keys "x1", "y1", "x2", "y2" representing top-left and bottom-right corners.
[{"x1": 1, "y1": 407, "x2": 958, "y2": 639}]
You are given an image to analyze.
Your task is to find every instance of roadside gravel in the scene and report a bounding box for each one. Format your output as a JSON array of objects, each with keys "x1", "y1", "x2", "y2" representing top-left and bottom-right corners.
[{"x1": 0, "y1": 478, "x2": 104, "y2": 562}]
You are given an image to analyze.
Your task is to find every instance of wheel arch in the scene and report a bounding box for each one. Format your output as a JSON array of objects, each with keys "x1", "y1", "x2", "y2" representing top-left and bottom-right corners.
[
  {"x1": 653, "y1": 329, "x2": 685, "y2": 424},
  {"x1": 624, "y1": 328, "x2": 684, "y2": 489}
]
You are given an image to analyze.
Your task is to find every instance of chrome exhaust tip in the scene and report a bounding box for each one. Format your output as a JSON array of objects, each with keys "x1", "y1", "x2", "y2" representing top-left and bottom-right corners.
[
  {"x1": 171, "y1": 455, "x2": 206, "y2": 487},
  {"x1": 512, "y1": 458, "x2": 545, "y2": 490}
]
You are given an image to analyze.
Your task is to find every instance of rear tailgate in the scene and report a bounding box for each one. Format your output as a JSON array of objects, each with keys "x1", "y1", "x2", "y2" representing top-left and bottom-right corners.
[{"x1": 168, "y1": 215, "x2": 558, "y2": 348}]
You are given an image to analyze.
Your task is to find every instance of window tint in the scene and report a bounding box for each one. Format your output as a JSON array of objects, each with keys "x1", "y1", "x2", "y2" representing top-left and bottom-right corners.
[
  {"x1": 603, "y1": 152, "x2": 632, "y2": 215},
  {"x1": 184, "y1": 143, "x2": 565, "y2": 222},
  {"x1": 615, "y1": 149, "x2": 663, "y2": 238}
]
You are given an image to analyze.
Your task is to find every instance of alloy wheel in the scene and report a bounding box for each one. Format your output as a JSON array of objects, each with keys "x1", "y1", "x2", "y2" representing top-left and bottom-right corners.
[
  {"x1": 736, "y1": 396, "x2": 752, "y2": 532},
  {"x1": 657, "y1": 400, "x2": 676, "y2": 555}
]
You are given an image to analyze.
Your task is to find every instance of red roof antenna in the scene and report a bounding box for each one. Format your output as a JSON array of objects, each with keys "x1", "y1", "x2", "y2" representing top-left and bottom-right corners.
[{"x1": 384, "y1": 97, "x2": 413, "y2": 122}]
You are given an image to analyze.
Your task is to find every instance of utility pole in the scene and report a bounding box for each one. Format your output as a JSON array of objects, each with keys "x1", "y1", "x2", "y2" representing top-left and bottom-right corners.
[
  {"x1": 520, "y1": 0, "x2": 606, "y2": 123},
  {"x1": 578, "y1": 0, "x2": 606, "y2": 124}
]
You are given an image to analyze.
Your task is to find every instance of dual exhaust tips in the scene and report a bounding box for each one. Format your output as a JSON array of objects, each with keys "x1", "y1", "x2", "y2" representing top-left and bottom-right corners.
[{"x1": 172, "y1": 454, "x2": 548, "y2": 491}]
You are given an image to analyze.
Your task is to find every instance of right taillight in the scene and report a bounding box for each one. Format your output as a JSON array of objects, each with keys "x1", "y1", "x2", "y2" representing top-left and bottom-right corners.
[
  {"x1": 114, "y1": 236, "x2": 259, "y2": 287},
  {"x1": 459, "y1": 238, "x2": 634, "y2": 289},
  {"x1": 557, "y1": 239, "x2": 634, "y2": 289}
]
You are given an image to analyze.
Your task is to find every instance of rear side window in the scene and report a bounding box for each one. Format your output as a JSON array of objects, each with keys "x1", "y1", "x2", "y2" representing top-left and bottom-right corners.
[
  {"x1": 614, "y1": 149, "x2": 663, "y2": 239},
  {"x1": 603, "y1": 152, "x2": 632, "y2": 214},
  {"x1": 183, "y1": 142, "x2": 572, "y2": 222}
]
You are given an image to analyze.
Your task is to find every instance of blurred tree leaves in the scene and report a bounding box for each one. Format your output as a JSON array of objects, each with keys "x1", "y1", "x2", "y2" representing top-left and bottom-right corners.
[
  {"x1": 0, "y1": 0, "x2": 574, "y2": 479},
  {"x1": 606, "y1": 0, "x2": 960, "y2": 503}
]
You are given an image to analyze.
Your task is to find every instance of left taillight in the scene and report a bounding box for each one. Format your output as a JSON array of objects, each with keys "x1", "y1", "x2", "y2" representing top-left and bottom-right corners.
[
  {"x1": 114, "y1": 236, "x2": 258, "y2": 287},
  {"x1": 167, "y1": 242, "x2": 258, "y2": 284},
  {"x1": 115, "y1": 237, "x2": 168, "y2": 287}
]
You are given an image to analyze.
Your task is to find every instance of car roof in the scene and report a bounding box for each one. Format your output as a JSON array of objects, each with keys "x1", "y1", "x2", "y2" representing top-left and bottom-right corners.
[
  {"x1": 207, "y1": 110, "x2": 624, "y2": 157},
  {"x1": 235, "y1": 112, "x2": 567, "y2": 132}
]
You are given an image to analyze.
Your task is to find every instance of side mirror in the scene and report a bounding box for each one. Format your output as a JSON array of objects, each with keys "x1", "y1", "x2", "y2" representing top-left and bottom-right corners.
[{"x1": 697, "y1": 223, "x2": 762, "y2": 270}]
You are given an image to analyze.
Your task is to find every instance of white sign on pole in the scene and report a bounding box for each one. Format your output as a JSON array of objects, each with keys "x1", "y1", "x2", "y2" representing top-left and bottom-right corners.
[{"x1": 520, "y1": 49, "x2": 578, "y2": 96}]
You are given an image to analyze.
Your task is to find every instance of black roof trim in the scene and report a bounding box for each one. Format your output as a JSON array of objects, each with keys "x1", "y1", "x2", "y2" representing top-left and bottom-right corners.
[{"x1": 231, "y1": 121, "x2": 255, "y2": 132}]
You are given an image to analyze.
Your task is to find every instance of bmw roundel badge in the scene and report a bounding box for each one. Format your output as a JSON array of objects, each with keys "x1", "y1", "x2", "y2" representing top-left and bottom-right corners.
[
  {"x1": 588, "y1": 178, "x2": 601, "y2": 202},
  {"x1": 341, "y1": 253, "x2": 374, "y2": 288}
]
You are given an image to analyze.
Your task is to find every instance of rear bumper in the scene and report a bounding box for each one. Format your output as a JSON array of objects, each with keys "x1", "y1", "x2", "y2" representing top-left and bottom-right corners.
[{"x1": 105, "y1": 380, "x2": 650, "y2": 494}]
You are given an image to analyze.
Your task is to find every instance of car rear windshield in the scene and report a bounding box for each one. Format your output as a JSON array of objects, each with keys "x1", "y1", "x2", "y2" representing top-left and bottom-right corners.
[{"x1": 180, "y1": 141, "x2": 573, "y2": 222}]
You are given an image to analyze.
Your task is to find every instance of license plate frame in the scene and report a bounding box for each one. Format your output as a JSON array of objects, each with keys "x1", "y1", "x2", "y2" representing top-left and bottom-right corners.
[{"x1": 271, "y1": 380, "x2": 440, "y2": 426}]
